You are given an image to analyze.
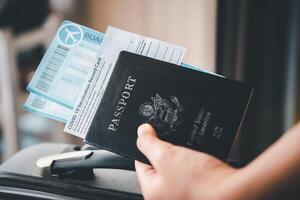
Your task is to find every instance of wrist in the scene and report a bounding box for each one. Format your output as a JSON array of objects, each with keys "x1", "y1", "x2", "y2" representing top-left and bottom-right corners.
[
  {"x1": 220, "y1": 166, "x2": 266, "y2": 200},
  {"x1": 215, "y1": 168, "x2": 245, "y2": 200},
  {"x1": 189, "y1": 166, "x2": 241, "y2": 200},
  {"x1": 219, "y1": 168, "x2": 250, "y2": 200}
]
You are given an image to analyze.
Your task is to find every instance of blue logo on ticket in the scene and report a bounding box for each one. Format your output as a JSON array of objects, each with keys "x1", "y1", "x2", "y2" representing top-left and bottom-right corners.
[
  {"x1": 58, "y1": 23, "x2": 84, "y2": 46},
  {"x1": 27, "y1": 21, "x2": 104, "y2": 108}
]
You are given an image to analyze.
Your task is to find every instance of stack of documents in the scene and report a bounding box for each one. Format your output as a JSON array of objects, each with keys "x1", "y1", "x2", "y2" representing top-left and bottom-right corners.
[{"x1": 24, "y1": 21, "x2": 253, "y2": 162}]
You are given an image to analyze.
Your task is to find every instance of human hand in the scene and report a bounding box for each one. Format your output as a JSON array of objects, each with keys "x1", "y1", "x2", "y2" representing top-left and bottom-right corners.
[{"x1": 135, "y1": 124, "x2": 240, "y2": 200}]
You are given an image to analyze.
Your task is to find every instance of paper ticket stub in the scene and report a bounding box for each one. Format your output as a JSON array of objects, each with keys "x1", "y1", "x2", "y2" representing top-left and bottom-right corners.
[
  {"x1": 64, "y1": 26, "x2": 187, "y2": 138},
  {"x1": 27, "y1": 21, "x2": 104, "y2": 109}
]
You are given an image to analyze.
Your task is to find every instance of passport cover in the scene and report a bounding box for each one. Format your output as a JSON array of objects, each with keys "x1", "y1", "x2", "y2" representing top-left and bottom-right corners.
[{"x1": 85, "y1": 51, "x2": 253, "y2": 163}]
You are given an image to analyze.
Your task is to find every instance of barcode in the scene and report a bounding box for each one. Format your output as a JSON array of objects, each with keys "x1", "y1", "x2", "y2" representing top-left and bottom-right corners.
[
  {"x1": 31, "y1": 96, "x2": 47, "y2": 110},
  {"x1": 36, "y1": 45, "x2": 69, "y2": 92}
]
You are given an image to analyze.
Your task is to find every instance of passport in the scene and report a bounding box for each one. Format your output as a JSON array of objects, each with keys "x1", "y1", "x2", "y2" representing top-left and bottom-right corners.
[{"x1": 85, "y1": 51, "x2": 253, "y2": 163}]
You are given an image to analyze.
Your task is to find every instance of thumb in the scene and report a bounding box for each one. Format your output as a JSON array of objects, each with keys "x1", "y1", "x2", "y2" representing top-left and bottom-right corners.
[{"x1": 136, "y1": 123, "x2": 173, "y2": 168}]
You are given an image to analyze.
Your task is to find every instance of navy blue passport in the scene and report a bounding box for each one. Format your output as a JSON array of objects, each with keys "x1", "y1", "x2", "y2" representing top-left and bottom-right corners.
[{"x1": 85, "y1": 51, "x2": 253, "y2": 163}]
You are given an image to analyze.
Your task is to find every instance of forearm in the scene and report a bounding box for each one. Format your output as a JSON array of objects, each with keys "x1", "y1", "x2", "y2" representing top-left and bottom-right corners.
[{"x1": 228, "y1": 122, "x2": 300, "y2": 200}]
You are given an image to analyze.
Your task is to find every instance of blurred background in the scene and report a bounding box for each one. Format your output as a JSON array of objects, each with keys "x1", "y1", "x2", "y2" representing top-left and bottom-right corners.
[{"x1": 0, "y1": 0, "x2": 298, "y2": 164}]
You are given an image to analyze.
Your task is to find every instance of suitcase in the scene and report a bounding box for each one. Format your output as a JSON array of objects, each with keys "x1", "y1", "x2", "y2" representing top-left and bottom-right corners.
[{"x1": 0, "y1": 143, "x2": 143, "y2": 200}]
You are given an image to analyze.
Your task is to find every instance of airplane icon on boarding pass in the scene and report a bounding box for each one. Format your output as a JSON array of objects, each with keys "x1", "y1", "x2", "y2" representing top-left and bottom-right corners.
[
  {"x1": 64, "y1": 28, "x2": 80, "y2": 43},
  {"x1": 58, "y1": 22, "x2": 83, "y2": 47}
]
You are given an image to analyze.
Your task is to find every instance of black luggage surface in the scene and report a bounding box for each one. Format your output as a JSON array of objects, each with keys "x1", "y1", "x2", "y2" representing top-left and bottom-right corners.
[{"x1": 0, "y1": 143, "x2": 143, "y2": 200}]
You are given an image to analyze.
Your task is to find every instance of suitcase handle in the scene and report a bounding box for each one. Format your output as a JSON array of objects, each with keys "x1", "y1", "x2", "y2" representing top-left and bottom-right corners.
[
  {"x1": 36, "y1": 149, "x2": 245, "y2": 178},
  {"x1": 36, "y1": 150, "x2": 134, "y2": 178}
]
